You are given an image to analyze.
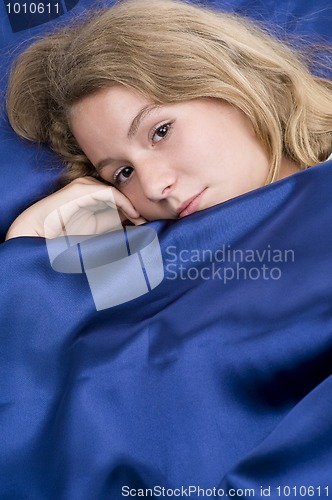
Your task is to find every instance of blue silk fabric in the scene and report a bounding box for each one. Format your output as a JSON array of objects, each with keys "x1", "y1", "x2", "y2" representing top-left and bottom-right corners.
[
  {"x1": 1, "y1": 161, "x2": 332, "y2": 498},
  {"x1": 1, "y1": 0, "x2": 332, "y2": 497},
  {"x1": 0, "y1": 0, "x2": 331, "y2": 242}
]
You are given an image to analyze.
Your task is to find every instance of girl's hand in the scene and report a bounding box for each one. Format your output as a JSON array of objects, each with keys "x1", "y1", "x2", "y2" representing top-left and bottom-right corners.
[{"x1": 5, "y1": 177, "x2": 147, "y2": 240}]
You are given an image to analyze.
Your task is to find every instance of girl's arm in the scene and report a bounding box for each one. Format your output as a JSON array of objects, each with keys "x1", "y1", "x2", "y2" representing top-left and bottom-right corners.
[{"x1": 5, "y1": 177, "x2": 146, "y2": 240}]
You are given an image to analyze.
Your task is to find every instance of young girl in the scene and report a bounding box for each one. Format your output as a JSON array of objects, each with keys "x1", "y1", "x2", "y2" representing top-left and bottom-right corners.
[
  {"x1": 5, "y1": 0, "x2": 332, "y2": 240},
  {"x1": 2, "y1": 1, "x2": 332, "y2": 495}
]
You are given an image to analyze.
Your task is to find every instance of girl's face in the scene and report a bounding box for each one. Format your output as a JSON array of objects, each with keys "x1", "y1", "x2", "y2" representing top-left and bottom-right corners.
[{"x1": 70, "y1": 86, "x2": 271, "y2": 220}]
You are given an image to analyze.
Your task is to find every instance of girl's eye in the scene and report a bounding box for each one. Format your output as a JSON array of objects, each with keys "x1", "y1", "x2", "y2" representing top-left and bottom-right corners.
[
  {"x1": 113, "y1": 166, "x2": 134, "y2": 186},
  {"x1": 152, "y1": 123, "x2": 171, "y2": 143}
]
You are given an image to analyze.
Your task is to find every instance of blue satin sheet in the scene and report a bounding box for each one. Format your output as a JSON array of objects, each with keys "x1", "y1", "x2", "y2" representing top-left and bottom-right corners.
[
  {"x1": 1, "y1": 162, "x2": 332, "y2": 498},
  {"x1": 0, "y1": 0, "x2": 331, "y2": 242},
  {"x1": 1, "y1": 0, "x2": 332, "y2": 498}
]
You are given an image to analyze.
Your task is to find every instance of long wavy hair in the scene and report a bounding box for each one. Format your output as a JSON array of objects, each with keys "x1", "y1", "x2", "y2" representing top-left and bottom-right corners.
[{"x1": 6, "y1": 0, "x2": 332, "y2": 184}]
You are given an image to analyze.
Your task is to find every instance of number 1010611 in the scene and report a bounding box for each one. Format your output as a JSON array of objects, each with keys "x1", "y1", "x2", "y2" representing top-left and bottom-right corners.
[
  {"x1": 6, "y1": 3, "x2": 60, "y2": 15},
  {"x1": 276, "y1": 485, "x2": 329, "y2": 496}
]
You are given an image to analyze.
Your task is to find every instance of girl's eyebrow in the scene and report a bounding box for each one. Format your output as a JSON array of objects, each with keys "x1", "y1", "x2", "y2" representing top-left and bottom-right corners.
[
  {"x1": 95, "y1": 157, "x2": 117, "y2": 173},
  {"x1": 95, "y1": 104, "x2": 161, "y2": 172},
  {"x1": 127, "y1": 103, "x2": 160, "y2": 138}
]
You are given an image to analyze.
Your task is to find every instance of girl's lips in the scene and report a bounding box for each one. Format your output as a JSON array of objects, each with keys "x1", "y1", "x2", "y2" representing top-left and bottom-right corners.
[{"x1": 178, "y1": 189, "x2": 206, "y2": 218}]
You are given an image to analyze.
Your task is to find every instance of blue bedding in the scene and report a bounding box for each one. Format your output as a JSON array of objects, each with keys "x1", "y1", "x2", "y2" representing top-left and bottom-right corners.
[
  {"x1": 0, "y1": 0, "x2": 332, "y2": 498},
  {"x1": 0, "y1": 0, "x2": 331, "y2": 242},
  {"x1": 1, "y1": 162, "x2": 332, "y2": 497}
]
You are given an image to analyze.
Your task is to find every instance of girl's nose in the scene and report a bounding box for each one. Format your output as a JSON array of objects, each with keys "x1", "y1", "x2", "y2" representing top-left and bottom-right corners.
[{"x1": 137, "y1": 161, "x2": 176, "y2": 202}]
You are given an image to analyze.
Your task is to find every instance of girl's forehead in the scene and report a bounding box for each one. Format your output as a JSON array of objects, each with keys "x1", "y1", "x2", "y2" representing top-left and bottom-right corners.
[{"x1": 71, "y1": 86, "x2": 153, "y2": 111}]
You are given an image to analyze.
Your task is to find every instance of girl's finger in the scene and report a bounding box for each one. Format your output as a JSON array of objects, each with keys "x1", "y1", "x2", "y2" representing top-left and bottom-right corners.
[
  {"x1": 93, "y1": 187, "x2": 141, "y2": 219},
  {"x1": 125, "y1": 215, "x2": 148, "y2": 226}
]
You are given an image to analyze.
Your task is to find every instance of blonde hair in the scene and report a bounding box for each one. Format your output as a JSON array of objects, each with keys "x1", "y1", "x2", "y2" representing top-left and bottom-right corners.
[{"x1": 6, "y1": 0, "x2": 332, "y2": 184}]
